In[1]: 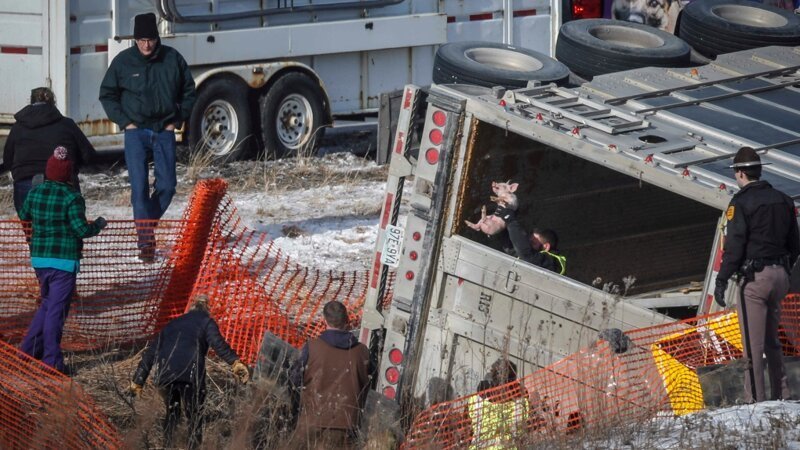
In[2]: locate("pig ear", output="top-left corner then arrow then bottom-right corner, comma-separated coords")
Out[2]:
509,183 -> 519,192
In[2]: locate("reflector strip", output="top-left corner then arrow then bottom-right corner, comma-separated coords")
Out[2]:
403,88 -> 413,109
469,12 -> 493,21
0,46 -> 40,55
381,193 -> 394,229
394,131 -> 405,155
371,254 -> 382,289
514,8 -> 537,17
70,44 -> 109,54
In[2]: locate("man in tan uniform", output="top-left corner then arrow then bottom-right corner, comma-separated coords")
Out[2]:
289,301 -> 371,449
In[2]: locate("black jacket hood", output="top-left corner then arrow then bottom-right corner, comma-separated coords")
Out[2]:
14,103 -> 63,129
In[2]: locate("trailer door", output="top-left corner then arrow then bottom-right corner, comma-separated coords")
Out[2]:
0,1 -> 67,125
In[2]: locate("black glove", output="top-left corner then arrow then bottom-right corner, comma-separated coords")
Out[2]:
714,279 -> 728,308
94,216 -> 107,230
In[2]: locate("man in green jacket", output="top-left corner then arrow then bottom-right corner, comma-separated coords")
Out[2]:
19,147 -> 107,374
99,12 -> 195,262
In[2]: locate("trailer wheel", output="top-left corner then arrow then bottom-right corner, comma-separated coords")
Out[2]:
188,78 -> 255,162
556,19 -> 691,78
260,72 -> 329,158
678,0 -> 800,58
433,41 -> 570,88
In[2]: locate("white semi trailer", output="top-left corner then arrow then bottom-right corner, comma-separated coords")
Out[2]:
0,0 -> 564,161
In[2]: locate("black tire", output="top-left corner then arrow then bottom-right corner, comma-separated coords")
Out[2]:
678,0 -> 800,58
556,19 -> 691,78
259,72 -> 329,159
433,41 -> 570,88
188,77 -> 256,162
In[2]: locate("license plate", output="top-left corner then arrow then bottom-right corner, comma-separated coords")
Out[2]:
381,225 -> 404,268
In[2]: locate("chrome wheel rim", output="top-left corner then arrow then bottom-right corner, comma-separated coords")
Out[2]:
201,99 -> 239,156
276,93 -> 313,150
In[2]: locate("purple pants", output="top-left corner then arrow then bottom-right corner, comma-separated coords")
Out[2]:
20,268 -> 76,373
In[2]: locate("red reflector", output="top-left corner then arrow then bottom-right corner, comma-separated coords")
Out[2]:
425,148 -> 439,165
385,367 -> 400,384
432,110 -> 447,127
383,386 -> 396,399
571,0 -> 603,19
405,271 -> 414,280
429,129 -> 443,145
389,348 -> 404,365
371,254 -> 382,289
447,16 -> 456,23
499,99 -> 506,107
409,250 -> 418,261
469,12 -> 493,21
70,47 -> 81,54
412,232 -> 421,241
1,46 -> 28,54
514,8 -> 537,17
95,44 -> 108,52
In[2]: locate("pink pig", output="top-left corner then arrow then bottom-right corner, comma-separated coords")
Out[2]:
465,182 -> 519,236
490,181 -> 518,209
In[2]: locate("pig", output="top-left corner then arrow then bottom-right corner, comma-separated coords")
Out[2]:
490,181 -> 518,210
465,182 -> 519,236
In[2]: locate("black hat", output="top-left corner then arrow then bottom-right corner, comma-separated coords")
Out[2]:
730,146 -> 770,169
133,13 -> 159,40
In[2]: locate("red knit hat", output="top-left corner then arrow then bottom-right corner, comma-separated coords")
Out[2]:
45,146 -> 72,183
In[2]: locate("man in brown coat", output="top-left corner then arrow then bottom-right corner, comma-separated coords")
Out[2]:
289,301 -> 371,449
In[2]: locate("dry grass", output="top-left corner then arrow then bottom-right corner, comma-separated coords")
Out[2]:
69,347 -> 400,449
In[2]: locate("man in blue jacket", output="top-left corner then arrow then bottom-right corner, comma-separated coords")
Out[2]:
99,12 -> 196,262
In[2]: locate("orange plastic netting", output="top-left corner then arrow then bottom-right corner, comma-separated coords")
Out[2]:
0,339 -> 121,449
403,295 -> 800,449
0,178 -> 372,448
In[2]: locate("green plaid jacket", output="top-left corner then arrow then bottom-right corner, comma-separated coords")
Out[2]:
18,181 -> 102,260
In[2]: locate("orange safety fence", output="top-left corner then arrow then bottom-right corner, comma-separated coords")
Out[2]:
186,183 -> 372,363
0,340 -> 122,449
0,178 -> 377,448
0,178 -> 373,357
403,294 -> 800,449
0,219 -> 181,349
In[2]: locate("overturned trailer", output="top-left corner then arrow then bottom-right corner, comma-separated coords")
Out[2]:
361,45 -> 800,408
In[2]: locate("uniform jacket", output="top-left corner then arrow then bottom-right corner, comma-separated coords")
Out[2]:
719,180 -> 800,282
2,103 -> 96,182
133,309 -> 239,387
99,43 -> 196,131
18,181 -> 102,261
506,220 -> 565,274
290,329 -> 371,431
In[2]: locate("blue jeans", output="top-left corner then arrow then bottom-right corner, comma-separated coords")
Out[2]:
124,128 -> 177,249
13,177 -> 33,215
21,268 -> 76,373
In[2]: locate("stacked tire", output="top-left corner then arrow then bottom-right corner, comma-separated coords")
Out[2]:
433,41 -> 570,88
678,0 -> 800,58
556,19 -> 692,78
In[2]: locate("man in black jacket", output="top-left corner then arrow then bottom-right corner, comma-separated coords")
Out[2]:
99,12 -> 196,261
506,218 -> 566,275
129,294 -> 249,449
714,146 -> 800,403
3,87 -> 96,214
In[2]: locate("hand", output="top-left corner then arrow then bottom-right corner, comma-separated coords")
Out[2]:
94,216 -> 107,230
125,124 -> 137,130
128,381 -> 143,397
714,279 -> 728,308
232,360 -> 249,384
165,124 -> 176,131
